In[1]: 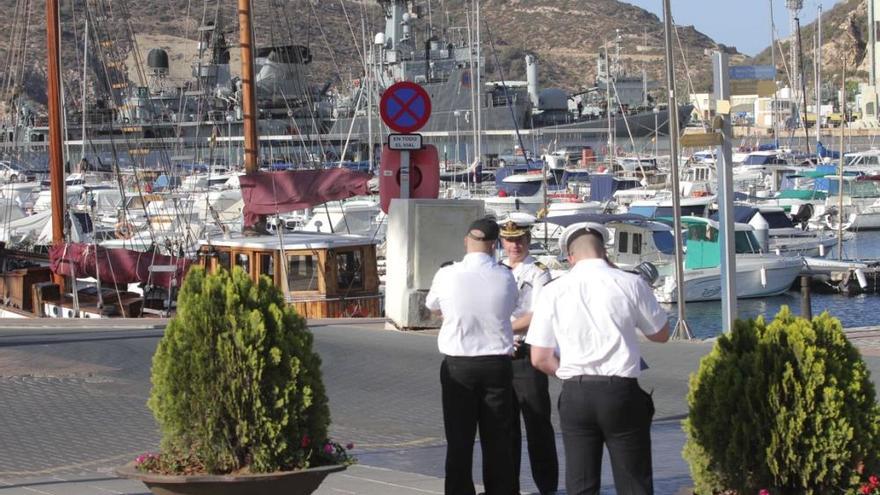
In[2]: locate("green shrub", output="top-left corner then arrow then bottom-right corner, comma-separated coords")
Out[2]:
684,307 -> 880,494
146,266 -> 332,474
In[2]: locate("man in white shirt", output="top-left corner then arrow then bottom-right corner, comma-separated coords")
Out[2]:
527,222 -> 670,495
499,215 -> 558,495
425,217 -> 519,495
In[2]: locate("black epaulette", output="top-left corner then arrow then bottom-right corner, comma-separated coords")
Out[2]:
542,277 -> 558,286
500,262 -> 512,269
440,261 -> 454,268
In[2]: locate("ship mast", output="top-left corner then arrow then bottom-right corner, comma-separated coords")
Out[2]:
46,0 -> 65,285
239,0 -> 259,175
238,0 -> 265,232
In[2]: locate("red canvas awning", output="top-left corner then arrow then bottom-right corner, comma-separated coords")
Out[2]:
49,243 -> 191,288
238,169 -> 372,227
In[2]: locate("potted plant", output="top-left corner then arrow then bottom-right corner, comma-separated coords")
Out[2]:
117,267 -> 352,495
683,307 -> 880,494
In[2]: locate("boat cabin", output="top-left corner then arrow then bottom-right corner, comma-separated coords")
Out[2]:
198,232 -> 381,318
606,220 -> 676,272
680,217 -> 762,270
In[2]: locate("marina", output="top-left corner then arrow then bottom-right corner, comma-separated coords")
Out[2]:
2,0 -> 880,494
1,0 -> 880,331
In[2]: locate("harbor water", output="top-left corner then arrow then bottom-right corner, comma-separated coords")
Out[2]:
670,230 -> 880,338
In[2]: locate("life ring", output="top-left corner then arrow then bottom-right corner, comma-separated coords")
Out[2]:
115,221 -> 135,239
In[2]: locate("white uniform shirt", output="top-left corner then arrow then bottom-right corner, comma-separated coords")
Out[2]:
507,255 -> 552,320
526,258 -> 668,379
426,252 -> 518,357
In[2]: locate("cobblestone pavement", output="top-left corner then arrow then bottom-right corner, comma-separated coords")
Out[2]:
0,320 -> 877,495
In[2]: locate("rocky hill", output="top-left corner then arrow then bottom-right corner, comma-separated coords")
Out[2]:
0,0 -> 740,114
752,0 -> 868,87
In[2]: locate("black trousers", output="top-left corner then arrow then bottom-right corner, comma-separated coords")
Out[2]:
512,346 -> 559,494
441,355 -> 516,495
558,376 -> 655,495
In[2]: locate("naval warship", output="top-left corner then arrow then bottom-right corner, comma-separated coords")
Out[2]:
330,0 -> 693,151
0,0 -> 690,165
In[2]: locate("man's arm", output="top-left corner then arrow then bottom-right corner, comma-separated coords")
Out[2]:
530,345 -> 559,376
645,322 -> 670,343
511,313 -> 531,334
633,278 -> 670,343
425,268 -> 447,319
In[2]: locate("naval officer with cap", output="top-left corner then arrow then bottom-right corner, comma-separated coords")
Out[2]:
426,217 -> 519,495
527,222 -> 670,495
498,213 -> 558,495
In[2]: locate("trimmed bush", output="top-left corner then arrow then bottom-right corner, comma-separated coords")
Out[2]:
147,266 -> 331,474
684,307 -> 880,494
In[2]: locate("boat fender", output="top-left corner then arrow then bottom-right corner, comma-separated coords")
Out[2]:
760,266 -> 767,288
819,243 -> 825,257
855,268 -> 868,290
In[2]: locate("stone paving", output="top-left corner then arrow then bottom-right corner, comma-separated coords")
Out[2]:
0,319 -> 877,495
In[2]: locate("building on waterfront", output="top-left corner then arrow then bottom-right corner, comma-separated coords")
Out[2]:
856,0 -> 880,127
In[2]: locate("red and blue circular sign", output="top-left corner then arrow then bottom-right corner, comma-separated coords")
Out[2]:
380,81 -> 432,134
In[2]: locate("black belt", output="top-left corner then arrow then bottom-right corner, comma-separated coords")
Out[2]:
444,354 -> 512,362
569,375 -> 637,384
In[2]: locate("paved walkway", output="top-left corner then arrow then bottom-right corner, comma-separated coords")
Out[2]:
0,319 -> 876,495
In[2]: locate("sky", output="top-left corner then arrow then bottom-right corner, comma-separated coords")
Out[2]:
624,0 -> 844,56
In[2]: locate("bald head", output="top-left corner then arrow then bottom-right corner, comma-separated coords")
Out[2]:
567,232 -> 606,263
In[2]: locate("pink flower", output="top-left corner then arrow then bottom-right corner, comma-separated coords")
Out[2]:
861,484 -> 872,495
759,490 -> 770,495
323,443 -> 334,454
346,442 -> 354,450
301,435 -> 310,448
135,454 -> 146,464
871,475 -> 880,488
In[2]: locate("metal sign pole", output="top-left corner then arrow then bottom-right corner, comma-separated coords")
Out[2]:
714,51 -> 738,332
401,150 -> 410,200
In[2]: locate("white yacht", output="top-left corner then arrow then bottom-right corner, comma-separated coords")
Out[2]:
654,217 -> 803,303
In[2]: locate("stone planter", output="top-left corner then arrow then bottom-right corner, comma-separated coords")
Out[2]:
116,463 -> 346,495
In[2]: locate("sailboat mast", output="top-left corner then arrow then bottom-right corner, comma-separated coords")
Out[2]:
81,20 -> 89,162
816,3 -> 822,152
770,0 -> 778,141
46,0 -> 66,284
661,0 -> 691,339
239,0 -> 259,174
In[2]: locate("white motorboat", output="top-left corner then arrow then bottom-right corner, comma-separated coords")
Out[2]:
654,217 -> 803,303
728,205 -> 842,257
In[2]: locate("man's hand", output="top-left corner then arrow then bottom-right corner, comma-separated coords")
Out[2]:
530,345 -> 559,376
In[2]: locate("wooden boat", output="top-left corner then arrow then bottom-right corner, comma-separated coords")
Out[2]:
198,232 -> 382,318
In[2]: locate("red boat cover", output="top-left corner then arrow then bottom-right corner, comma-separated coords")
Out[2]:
238,169 -> 372,227
49,243 -> 191,288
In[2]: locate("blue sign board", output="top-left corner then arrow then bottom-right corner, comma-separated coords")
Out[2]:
380,82 -> 432,134
729,65 -> 776,81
